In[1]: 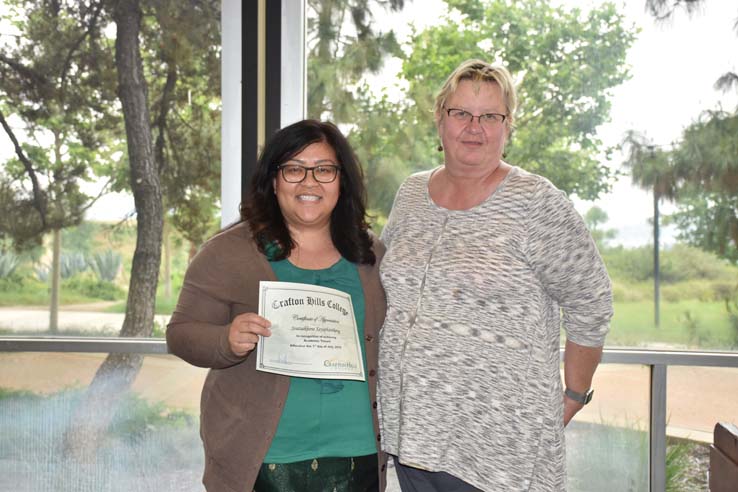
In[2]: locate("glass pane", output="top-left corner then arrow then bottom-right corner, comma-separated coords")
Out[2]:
0,352 -> 207,491
566,364 -> 650,491
664,366 -> 738,490
304,0 -> 738,354
0,1 -> 220,340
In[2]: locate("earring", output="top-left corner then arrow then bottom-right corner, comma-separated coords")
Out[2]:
437,144 -> 443,152
502,152 -> 507,158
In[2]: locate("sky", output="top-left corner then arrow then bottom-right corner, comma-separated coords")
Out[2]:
575,0 -> 738,247
2,1 -> 737,247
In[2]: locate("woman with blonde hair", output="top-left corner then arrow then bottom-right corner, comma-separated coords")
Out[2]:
378,59 -> 613,491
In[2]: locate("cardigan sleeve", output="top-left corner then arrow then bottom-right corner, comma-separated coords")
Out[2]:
523,178 -> 613,347
166,231 -> 267,369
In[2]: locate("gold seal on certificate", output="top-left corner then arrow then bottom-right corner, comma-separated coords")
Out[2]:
256,281 -> 365,381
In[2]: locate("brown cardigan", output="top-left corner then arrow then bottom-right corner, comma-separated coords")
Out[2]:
166,222 -> 388,492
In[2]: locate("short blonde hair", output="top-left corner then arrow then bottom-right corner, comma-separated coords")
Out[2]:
434,59 -> 517,130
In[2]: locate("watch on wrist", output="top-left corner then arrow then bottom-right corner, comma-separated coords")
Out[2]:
565,387 -> 594,405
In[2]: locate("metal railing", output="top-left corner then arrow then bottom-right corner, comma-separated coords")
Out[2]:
1,337 -> 737,492
600,349 -> 738,491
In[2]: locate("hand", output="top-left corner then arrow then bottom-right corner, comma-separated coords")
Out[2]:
563,393 -> 584,427
228,313 -> 271,356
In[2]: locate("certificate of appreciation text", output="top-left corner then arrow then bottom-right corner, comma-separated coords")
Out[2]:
256,281 -> 365,380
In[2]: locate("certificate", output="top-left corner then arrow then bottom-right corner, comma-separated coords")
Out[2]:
256,281 -> 365,380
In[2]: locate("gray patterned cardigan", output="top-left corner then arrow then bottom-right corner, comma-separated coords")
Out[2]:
377,166 -> 613,491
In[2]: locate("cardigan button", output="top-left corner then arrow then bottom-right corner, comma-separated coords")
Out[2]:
372,401 -> 377,409
376,433 -> 381,442
381,464 -> 386,472
365,334 -> 374,342
369,369 -> 376,377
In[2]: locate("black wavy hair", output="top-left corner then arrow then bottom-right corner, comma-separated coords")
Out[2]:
240,119 -> 375,265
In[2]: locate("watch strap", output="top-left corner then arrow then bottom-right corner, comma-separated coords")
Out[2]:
565,387 -> 594,405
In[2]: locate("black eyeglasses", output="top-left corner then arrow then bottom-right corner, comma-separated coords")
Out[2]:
445,107 -> 507,126
277,164 -> 341,183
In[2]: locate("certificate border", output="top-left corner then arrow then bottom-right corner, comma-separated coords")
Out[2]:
257,282 -> 365,380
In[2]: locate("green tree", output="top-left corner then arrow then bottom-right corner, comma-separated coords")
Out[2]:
354,0 -> 636,218
0,0 -> 120,331
669,111 -> 738,262
63,0 -> 164,460
2,0 -> 222,307
584,206 -> 617,250
307,0 -> 405,123
345,90 -> 418,217
636,1 -> 738,262
136,0 -> 221,295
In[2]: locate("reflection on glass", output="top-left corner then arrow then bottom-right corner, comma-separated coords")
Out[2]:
0,353 -> 207,491
565,364 -> 650,491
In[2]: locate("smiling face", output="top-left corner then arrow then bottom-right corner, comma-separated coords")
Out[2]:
273,140 -> 341,233
438,79 -> 508,174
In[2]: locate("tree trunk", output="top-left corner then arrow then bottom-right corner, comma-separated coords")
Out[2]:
49,130 -> 64,334
49,228 -> 61,333
64,0 -> 162,461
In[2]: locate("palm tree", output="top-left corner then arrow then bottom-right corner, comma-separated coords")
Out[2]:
644,0 -> 704,20
645,0 -> 738,95
622,130 -> 677,327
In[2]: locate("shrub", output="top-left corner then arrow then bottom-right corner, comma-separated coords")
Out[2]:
666,439 -> 694,492
611,280 -> 650,303
63,276 -> 124,301
0,275 -> 23,292
603,246 -> 654,283
659,280 -> 738,303
604,243 -> 738,285
665,244 -> 738,282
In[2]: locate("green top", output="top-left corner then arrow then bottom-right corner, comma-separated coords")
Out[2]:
263,256 -> 376,462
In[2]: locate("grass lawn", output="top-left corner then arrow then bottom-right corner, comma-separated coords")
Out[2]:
607,300 -> 737,349
0,282 -> 106,307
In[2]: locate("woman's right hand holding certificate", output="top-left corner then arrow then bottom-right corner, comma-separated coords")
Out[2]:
228,313 -> 272,356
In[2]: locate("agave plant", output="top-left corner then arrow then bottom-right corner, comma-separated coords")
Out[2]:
0,252 -> 20,279
88,250 -> 122,283
60,252 -> 88,279
35,264 -> 50,282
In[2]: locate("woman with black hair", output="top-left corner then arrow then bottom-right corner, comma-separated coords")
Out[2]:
167,119 -> 388,492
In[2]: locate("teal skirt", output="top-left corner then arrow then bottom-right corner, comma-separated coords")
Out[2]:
254,453 -> 378,492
